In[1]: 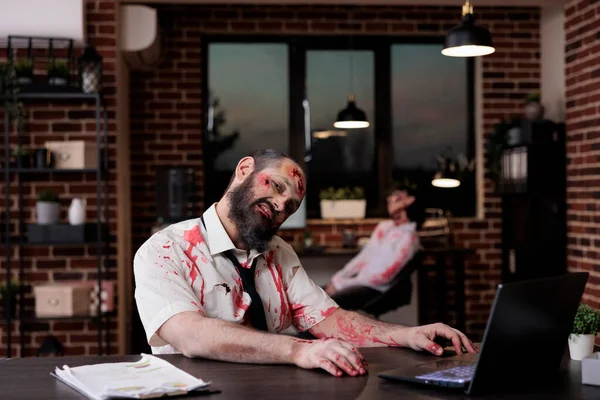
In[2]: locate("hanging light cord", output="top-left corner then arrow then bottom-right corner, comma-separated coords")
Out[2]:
462,1 -> 473,16
349,34 -> 354,99
347,12 -> 355,100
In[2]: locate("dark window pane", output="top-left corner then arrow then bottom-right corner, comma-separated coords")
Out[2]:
208,43 -> 289,171
206,43 -> 289,204
305,50 -> 375,217
391,44 -> 475,217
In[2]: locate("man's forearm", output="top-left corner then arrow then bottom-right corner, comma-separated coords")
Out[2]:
178,315 -> 305,364
309,309 -> 408,347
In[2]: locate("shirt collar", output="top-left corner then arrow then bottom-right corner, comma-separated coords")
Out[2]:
202,203 -> 236,256
201,203 -> 264,261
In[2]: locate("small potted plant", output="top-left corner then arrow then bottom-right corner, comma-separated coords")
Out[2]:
36,190 -> 60,225
12,146 -> 30,169
13,58 -> 33,85
0,280 -> 22,319
568,303 -> 600,360
319,187 -> 366,220
48,59 -> 69,86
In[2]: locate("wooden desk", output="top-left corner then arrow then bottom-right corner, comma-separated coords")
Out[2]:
1,347 -> 599,399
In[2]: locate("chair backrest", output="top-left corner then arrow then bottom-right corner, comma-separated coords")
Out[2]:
360,251 -> 422,318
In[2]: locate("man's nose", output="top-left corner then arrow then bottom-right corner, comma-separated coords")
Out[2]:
271,197 -> 284,213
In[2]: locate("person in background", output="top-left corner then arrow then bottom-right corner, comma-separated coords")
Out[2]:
324,183 -> 421,310
134,151 -> 475,379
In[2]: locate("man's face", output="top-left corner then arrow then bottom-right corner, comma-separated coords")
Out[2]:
228,159 -> 306,251
386,190 -> 415,225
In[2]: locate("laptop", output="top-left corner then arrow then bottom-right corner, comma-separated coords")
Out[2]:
377,272 -> 589,396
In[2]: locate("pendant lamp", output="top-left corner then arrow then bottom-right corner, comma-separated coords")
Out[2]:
334,33 -> 370,129
432,169 -> 461,188
334,94 -> 370,129
432,155 -> 461,188
442,1 -> 495,58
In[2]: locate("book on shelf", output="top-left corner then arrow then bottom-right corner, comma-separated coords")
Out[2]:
51,353 -> 212,399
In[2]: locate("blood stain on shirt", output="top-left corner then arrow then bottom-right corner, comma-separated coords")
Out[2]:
267,257 -> 289,329
291,302 -> 316,328
320,306 -> 337,318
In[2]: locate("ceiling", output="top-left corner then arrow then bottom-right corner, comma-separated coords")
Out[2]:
120,0 -> 567,7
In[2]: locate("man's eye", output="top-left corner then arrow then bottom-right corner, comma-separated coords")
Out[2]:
274,182 -> 281,191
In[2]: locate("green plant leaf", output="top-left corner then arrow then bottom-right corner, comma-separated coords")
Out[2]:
319,186 -> 365,200
36,190 -> 59,203
572,303 -> 600,335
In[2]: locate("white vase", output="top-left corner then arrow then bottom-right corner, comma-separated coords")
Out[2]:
36,201 -> 60,225
68,198 -> 86,225
320,200 -> 366,220
568,333 -> 595,360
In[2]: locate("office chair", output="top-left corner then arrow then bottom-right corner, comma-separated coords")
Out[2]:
359,251 -> 422,319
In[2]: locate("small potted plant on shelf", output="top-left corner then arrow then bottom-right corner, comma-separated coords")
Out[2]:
319,186 -> 366,220
12,146 -> 30,169
0,280 -> 22,319
48,59 -> 69,86
13,58 -> 34,85
36,190 -> 60,225
568,303 -> 600,360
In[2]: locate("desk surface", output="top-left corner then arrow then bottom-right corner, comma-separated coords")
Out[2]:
2,347 -> 599,399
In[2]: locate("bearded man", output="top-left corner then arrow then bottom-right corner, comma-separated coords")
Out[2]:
133,149 -> 476,378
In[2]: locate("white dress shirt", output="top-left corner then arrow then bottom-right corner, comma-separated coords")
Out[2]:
134,203 -> 338,354
331,220 -> 420,293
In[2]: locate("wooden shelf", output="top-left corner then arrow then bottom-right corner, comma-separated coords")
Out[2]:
2,311 -> 116,323
3,168 -> 99,174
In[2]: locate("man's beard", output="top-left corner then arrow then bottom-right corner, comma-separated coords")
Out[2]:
228,173 -> 280,252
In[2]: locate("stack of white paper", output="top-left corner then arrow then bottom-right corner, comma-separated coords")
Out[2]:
52,354 -> 210,400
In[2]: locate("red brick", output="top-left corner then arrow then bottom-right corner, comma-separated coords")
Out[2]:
36,260 -> 66,269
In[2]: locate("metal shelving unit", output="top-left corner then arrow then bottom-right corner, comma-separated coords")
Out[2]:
2,90 -> 111,358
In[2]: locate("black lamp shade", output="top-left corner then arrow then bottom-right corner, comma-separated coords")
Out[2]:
78,45 -> 102,93
442,14 -> 494,57
333,98 -> 370,129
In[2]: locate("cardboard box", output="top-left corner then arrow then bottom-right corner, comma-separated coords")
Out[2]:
582,352 -> 600,386
45,140 -> 97,169
60,280 -> 115,314
33,284 -> 91,317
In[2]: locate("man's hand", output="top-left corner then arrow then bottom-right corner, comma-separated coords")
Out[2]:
402,323 -> 478,356
292,338 -> 368,377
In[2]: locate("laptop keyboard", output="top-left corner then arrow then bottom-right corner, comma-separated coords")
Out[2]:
415,363 -> 476,383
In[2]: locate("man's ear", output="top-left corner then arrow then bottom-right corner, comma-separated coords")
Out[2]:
235,157 -> 255,182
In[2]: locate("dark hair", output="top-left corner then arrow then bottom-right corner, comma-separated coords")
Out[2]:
389,181 -> 416,198
251,149 -> 296,172
225,149 -> 303,191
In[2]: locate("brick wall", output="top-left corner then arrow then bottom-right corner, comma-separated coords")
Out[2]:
130,4 -> 541,340
565,1 -> 600,309
0,0 -> 118,357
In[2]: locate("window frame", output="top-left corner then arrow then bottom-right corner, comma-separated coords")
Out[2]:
201,35 -> 476,217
